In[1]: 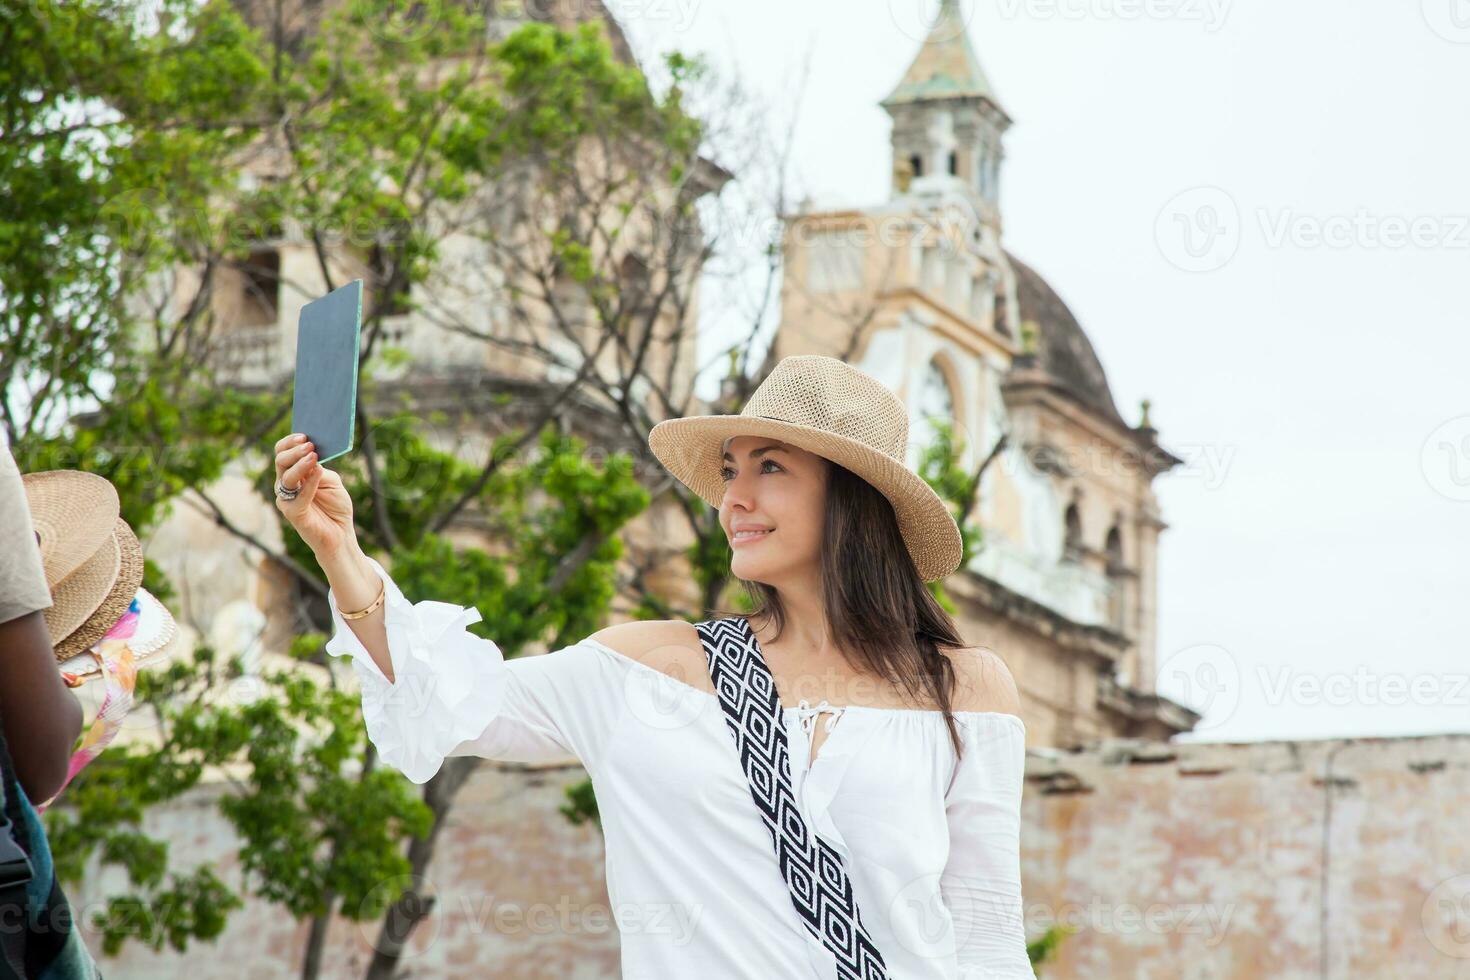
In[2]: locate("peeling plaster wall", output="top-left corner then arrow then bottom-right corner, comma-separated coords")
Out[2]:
63,733 -> 1470,977
1022,733 -> 1470,979
67,761 -> 619,979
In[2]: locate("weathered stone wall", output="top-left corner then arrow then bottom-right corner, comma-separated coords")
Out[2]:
65,732 -> 1470,977
66,760 -> 618,979
1023,733 -> 1470,979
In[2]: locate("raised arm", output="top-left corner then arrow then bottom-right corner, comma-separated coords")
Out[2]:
273,434 -> 623,784
272,432 -> 391,676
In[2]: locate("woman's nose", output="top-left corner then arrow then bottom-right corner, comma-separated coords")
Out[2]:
722,469 -> 757,510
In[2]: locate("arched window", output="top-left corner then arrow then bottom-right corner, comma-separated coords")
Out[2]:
1063,503 -> 1083,562
1105,524 -> 1123,575
369,242 -> 411,317
910,153 -> 924,179
618,251 -> 653,347
948,151 -> 958,176
922,244 -> 946,294
239,248 -> 280,328
917,358 -> 956,427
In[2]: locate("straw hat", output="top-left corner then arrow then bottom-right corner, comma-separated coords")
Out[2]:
21,470 -> 155,662
56,586 -> 177,681
648,355 -> 964,582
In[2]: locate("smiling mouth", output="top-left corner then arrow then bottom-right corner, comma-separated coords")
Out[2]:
732,529 -> 773,542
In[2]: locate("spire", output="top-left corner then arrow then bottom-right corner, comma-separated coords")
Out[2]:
882,0 -> 1003,112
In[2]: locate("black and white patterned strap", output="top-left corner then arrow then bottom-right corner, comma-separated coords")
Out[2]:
695,616 -> 890,980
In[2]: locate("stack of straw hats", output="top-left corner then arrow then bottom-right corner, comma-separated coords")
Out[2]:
21,471 -> 175,677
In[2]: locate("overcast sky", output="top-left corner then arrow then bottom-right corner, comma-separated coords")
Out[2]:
615,0 -> 1470,744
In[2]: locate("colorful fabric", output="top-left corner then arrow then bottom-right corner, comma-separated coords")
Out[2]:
37,636 -> 138,816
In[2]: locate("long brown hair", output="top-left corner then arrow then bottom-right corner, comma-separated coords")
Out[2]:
723,459 -> 971,761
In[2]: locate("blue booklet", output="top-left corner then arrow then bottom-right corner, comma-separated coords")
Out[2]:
290,280 -> 362,463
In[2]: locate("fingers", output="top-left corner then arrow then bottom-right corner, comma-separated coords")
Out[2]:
282,449 -> 317,490
300,456 -> 324,495
274,432 -> 307,454
275,439 -> 314,480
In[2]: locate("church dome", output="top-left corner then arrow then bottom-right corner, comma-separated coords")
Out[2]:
1005,250 -> 1127,428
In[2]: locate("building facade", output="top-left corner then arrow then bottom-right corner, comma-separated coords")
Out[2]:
770,0 -> 1195,746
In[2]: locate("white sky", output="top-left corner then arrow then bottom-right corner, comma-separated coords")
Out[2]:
617,0 -> 1470,743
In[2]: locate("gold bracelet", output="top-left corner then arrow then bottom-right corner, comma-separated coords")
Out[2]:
338,578 -> 387,621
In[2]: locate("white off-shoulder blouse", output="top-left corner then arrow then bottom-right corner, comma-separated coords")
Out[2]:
325,555 -> 1036,980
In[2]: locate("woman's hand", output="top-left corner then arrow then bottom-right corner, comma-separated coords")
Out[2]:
273,433 -> 357,561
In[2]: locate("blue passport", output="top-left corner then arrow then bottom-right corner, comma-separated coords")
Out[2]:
290,280 -> 362,464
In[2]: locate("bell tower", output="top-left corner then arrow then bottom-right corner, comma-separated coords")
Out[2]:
881,0 -> 1012,229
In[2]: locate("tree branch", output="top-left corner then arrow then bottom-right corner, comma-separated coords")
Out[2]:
182,489 -> 329,601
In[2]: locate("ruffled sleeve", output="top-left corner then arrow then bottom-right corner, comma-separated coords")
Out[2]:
942,713 -> 1036,979
325,554 -> 625,784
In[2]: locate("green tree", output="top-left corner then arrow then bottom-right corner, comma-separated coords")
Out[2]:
1,0 -> 267,447
1028,923 -> 1075,972
7,1 -> 707,976
918,415 -> 1007,611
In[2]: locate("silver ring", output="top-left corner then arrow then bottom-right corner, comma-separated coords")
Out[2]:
275,479 -> 302,501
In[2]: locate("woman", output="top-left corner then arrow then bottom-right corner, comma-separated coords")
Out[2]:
273,355 -> 1035,979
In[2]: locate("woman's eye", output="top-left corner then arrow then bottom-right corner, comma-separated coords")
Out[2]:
719,460 -> 780,481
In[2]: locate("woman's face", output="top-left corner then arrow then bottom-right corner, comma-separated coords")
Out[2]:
718,435 -> 829,586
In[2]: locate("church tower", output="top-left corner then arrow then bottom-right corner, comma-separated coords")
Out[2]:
881,0 -> 1012,232
772,0 -> 1193,748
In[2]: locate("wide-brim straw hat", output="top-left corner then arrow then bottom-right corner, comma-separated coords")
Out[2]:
648,354 -> 964,582
22,470 -> 154,661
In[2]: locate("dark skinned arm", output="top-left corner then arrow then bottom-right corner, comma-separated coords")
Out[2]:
0,610 -> 84,803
